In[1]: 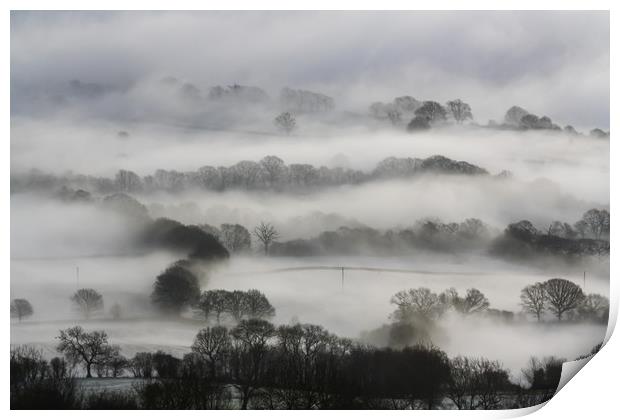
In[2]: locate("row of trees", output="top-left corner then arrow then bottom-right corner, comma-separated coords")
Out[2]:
12,321 -> 572,409
390,279 -> 609,327
370,97 -> 473,127
494,211 -> 610,261
520,279 -> 609,322
502,105 -> 610,137
12,153 -> 490,195
269,210 -> 608,259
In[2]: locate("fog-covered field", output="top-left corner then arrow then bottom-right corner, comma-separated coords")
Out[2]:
11,253 -> 608,379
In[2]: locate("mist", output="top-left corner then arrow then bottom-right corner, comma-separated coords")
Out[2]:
10,10 -> 609,409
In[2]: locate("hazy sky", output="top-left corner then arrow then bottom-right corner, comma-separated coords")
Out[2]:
11,10 -> 609,129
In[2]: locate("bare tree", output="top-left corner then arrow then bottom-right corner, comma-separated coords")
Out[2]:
446,99 -> 473,124
70,288 -> 104,319
543,278 -> 584,320
274,112 -> 297,135
520,283 -> 547,321
447,356 -> 511,409
230,319 -> 276,409
390,288 -> 444,321
578,294 -> 609,322
192,326 -> 232,378
580,209 -> 610,239
10,298 -> 33,322
56,326 -> 111,378
452,289 -> 490,315
196,289 -> 231,324
253,222 -> 279,255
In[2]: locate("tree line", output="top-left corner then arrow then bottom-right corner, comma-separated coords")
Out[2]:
268,210 -> 609,260
11,153 -> 490,195
12,319 -> 589,409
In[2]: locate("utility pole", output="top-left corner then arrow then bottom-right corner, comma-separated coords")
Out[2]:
341,267 -> 344,290
583,271 -> 586,292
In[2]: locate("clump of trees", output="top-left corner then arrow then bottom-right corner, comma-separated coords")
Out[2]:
274,112 -> 297,135
492,209 -> 610,261
11,298 -> 33,322
195,289 -> 275,324
520,278 -> 607,322
140,218 -> 230,261
11,345 -> 79,409
390,287 -> 491,322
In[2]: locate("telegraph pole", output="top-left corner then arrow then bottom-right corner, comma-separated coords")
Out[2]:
341,267 -> 345,290
583,271 -> 586,292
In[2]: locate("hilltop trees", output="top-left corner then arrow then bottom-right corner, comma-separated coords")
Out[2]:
504,106 -> 529,126
10,299 -> 33,322
446,99 -> 473,124
414,101 -> 447,124
151,261 -> 200,316
71,288 -> 104,319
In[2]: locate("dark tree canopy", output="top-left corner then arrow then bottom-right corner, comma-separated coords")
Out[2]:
407,116 -> 431,131
140,218 -> 229,261
151,261 -> 201,315
414,101 -> 447,123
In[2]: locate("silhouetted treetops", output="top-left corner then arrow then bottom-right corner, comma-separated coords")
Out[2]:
12,317 -> 590,409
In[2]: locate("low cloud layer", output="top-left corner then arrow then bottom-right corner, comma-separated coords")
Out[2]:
11,11 -> 609,129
